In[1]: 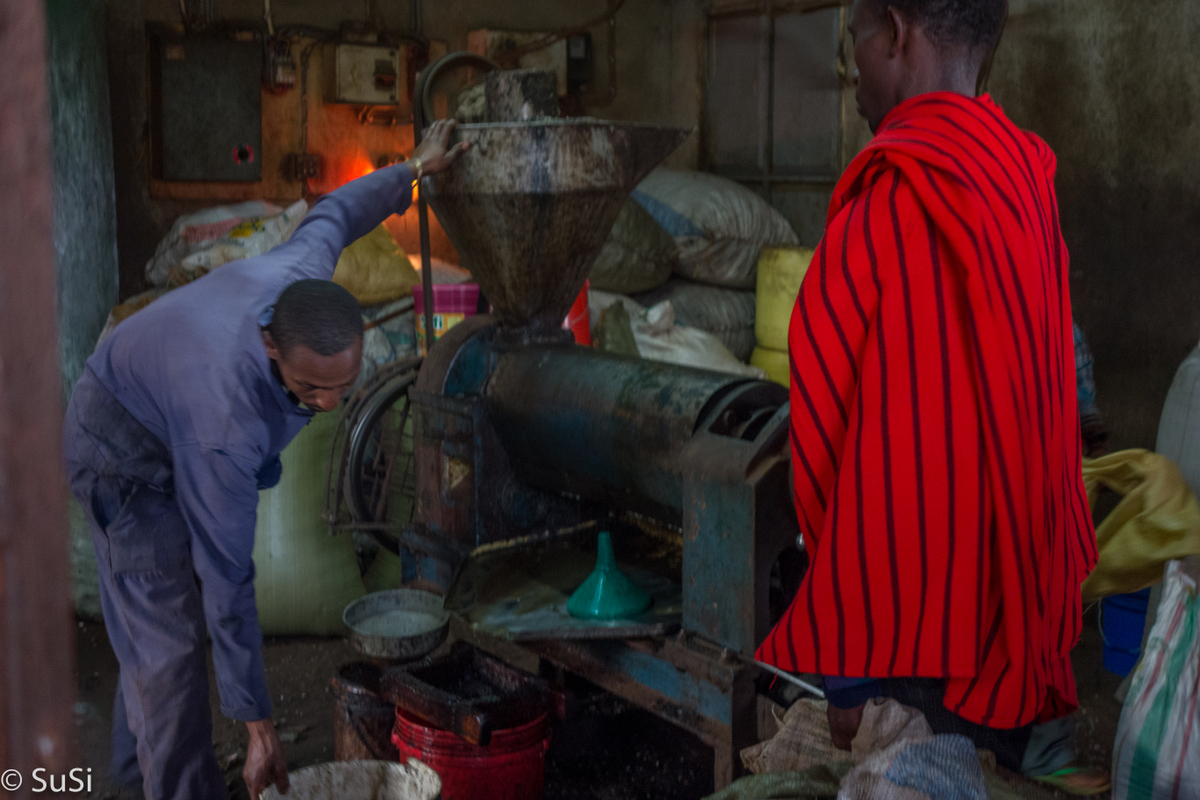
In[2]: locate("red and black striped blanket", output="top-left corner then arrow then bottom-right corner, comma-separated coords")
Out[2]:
758,92 -> 1097,729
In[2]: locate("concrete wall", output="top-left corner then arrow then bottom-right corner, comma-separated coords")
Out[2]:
106,0 -> 705,297
988,0 -> 1200,450
46,0 -> 119,396
45,0 -> 121,620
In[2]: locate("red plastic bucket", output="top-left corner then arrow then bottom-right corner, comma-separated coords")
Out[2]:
562,280 -> 591,345
392,708 -> 549,800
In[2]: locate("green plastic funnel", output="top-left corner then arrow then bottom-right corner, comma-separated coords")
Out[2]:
567,532 -> 653,620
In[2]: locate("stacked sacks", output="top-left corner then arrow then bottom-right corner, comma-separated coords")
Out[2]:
632,168 -> 800,364
752,246 -> 815,387
632,279 -> 756,361
589,290 -> 765,379
587,168 -> 802,372
589,198 -> 678,295
633,168 -> 799,289
144,199 -> 309,287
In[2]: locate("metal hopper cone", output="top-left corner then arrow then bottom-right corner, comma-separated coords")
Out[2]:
422,119 -> 692,335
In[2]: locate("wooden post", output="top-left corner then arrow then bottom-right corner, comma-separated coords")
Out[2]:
0,0 -> 79,793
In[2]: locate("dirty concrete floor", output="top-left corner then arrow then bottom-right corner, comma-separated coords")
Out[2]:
75,623 -> 713,800
76,611 -> 1122,800
76,622 -> 358,799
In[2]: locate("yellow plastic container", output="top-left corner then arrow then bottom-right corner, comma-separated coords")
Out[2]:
751,346 -> 790,388
756,246 -> 814,351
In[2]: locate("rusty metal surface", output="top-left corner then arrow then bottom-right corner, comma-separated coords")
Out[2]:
423,119 -> 691,332
380,641 -> 551,745
410,316 -> 495,559
331,662 -> 400,762
0,0 -> 79,786
401,104 -> 795,794
492,631 -> 758,788
411,318 -> 598,563
487,343 -> 753,523
682,386 -> 799,655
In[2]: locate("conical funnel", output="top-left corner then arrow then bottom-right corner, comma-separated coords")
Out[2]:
567,532 -> 653,621
423,120 -> 691,333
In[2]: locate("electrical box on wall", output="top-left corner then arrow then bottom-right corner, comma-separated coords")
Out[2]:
328,44 -> 403,105
567,33 -> 594,92
148,31 -> 262,182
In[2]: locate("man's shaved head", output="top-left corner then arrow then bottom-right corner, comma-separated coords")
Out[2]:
849,0 -> 1007,132
866,0 -> 1008,53
261,279 -> 363,412
267,279 -> 362,356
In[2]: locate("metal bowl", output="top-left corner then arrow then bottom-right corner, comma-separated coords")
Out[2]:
343,589 -> 450,662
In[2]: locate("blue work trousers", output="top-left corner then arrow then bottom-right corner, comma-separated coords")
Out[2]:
64,369 -> 229,800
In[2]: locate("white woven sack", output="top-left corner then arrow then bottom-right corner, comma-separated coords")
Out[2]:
1112,559 -> 1200,800
634,168 -> 799,289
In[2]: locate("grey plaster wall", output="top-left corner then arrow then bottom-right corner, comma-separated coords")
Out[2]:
988,0 -> 1200,450
47,0 -> 119,395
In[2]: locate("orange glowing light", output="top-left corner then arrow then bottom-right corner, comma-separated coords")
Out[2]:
348,154 -> 376,181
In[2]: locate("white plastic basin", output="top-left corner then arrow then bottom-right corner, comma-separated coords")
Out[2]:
261,759 -> 440,800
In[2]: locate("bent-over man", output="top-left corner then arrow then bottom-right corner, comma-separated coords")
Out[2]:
64,120 -> 466,799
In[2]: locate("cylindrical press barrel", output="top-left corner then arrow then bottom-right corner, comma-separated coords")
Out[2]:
486,345 -> 752,523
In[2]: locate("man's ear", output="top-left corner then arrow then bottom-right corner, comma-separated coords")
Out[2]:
887,5 -> 909,57
261,329 -> 282,361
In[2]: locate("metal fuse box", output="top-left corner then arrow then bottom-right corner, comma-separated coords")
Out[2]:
149,34 -> 262,182
329,44 -> 401,105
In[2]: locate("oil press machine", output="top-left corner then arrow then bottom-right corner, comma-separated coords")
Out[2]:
389,114 -> 805,786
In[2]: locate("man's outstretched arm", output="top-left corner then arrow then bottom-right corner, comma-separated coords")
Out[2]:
285,118 -> 469,281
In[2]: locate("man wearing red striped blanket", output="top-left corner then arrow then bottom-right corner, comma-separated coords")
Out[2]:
757,0 -> 1103,789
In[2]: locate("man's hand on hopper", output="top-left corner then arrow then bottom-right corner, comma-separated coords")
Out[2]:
244,718 -> 289,797
412,118 -> 470,176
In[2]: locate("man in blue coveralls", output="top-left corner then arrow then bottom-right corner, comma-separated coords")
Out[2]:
63,119 -> 468,799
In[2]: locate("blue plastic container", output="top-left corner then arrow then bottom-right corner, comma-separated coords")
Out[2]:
1100,588 -> 1151,676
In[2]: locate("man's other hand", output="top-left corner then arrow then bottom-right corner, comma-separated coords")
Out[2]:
827,702 -> 866,751
413,118 -> 470,176
244,718 -> 289,797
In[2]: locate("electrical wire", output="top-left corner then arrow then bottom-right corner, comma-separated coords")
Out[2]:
496,0 -> 628,66
754,660 -> 826,698
298,34 -> 337,195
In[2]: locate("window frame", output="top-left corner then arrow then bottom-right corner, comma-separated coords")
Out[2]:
701,0 -> 853,204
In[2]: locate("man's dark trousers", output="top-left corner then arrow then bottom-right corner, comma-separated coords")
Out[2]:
64,368 -> 229,800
